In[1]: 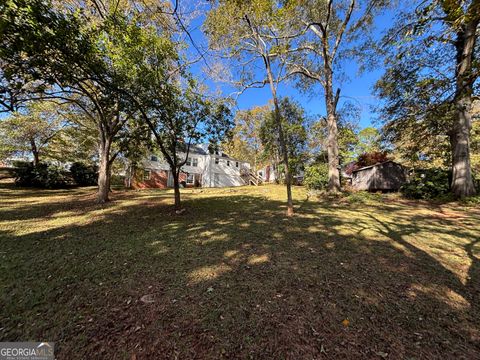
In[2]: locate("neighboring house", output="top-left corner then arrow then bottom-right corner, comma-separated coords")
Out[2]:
351,160 -> 406,191
128,144 -> 251,189
256,163 -> 304,185
257,164 -> 279,184
0,155 -> 31,168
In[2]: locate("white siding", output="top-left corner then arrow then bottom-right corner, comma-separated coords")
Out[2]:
203,155 -> 250,187
141,151 -> 250,188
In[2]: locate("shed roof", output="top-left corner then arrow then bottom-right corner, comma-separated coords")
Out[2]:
351,160 -> 402,173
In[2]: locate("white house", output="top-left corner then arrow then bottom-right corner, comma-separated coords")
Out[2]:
256,163 -> 304,185
129,144 -> 251,189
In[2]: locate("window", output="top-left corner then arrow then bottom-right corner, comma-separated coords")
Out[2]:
186,157 -> 191,166
192,158 -> 198,167
150,155 -> 158,162
186,173 -> 194,184
215,158 -> 219,164
236,161 -> 239,167
227,160 -> 230,166
144,170 -> 151,180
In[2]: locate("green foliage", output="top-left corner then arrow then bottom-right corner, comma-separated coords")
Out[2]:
460,195 -> 480,206
471,120 -> 480,174
260,97 -> 308,175
0,101 -> 63,163
400,168 -> 451,200
12,161 -> 69,188
304,163 -> 329,190
222,105 -> 268,170
356,127 -> 381,154
0,0 -> 99,111
70,162 -> 97,186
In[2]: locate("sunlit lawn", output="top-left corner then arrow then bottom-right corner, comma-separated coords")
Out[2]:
0,184 -> 479,359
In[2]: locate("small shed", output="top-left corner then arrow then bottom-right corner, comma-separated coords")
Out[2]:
351,161 -> 406,191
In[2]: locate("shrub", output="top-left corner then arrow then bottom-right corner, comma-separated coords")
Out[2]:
12,161 -> 69,188
12,162 -> 34,186
401,168 -> 451,199
110,174 -> 125,187
460,195 -> 480,207
304,163 -> 329,190
473,171 -> 480,192
70,162 -> 98,186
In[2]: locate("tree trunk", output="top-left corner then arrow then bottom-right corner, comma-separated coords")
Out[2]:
325,71 -> 341,193
272,98 -> 294,215
30,139 -> 39,166
451,104 -> 476,198
451,21 -> 477,198
173,169 -> 181,210
97,137 -> 112,203
264,58 -> 294,215
244,14 -> 293,215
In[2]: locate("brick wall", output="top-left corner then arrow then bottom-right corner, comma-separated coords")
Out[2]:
132,169 -> 168,189
130,170 -> 190,189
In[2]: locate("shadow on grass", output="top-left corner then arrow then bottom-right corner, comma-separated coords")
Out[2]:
0,187 -> 479,359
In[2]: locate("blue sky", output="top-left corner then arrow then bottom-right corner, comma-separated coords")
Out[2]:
0,3 -> 395,130
183,5 -> 397,130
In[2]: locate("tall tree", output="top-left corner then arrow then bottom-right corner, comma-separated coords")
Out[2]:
205,0 -> 297,215
222,105 -> 268,172
259,97 -> 309,179
0,101 -> 64,165
0,0 -> 110,201
308,102 -> 361,164
377,0 -> 479,198
443,0 -> 479,197
356,127 -> 381,155
283,0 -> 388,192
0,0 -> 177,202
109,15 -> 232,210
145,88 -> 232,210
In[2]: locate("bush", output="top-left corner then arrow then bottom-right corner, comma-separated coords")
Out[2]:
304,163 -> 329,190
473,171 -> 480,192
70,162 -> 98,186
460,195 -> 480,207
12,161 -> 69,188
401,168 -> 451,200
110,174 -> 125,187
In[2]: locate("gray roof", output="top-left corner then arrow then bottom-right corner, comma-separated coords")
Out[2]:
188,144 -> 209,155
189,144 -> 247,163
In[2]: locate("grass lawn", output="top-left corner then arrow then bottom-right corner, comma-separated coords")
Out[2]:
0,184 -> 479,359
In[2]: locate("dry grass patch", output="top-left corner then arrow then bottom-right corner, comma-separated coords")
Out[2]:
0,184 -> 479,359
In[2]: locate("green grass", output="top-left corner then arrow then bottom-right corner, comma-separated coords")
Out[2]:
0,184 -> 479,359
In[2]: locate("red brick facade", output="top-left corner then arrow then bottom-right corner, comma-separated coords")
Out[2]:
130,169 -> 189,189
131,169 -> 168,189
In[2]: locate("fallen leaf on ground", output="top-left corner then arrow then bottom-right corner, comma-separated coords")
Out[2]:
140,294 -> 154,303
